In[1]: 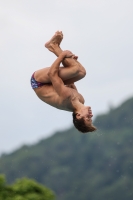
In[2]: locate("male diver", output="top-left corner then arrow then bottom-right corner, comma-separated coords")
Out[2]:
31,31 -> 96,133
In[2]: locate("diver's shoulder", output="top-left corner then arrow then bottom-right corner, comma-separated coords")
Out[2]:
70,91 -> 85,104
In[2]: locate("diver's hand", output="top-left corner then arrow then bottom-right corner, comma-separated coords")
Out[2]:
61,50 -> 78,59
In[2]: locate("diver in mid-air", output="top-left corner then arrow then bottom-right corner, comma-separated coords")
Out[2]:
30,31 -> 96,133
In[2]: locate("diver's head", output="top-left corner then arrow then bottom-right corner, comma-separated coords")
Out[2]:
72,106 -> 97,133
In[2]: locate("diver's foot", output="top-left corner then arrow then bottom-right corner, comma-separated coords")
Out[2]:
45,31 -> 63,52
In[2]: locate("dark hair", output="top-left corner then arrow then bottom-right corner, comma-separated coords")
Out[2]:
72,112 -> 97,133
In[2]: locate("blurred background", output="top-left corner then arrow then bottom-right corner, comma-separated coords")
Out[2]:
0,0 -> 133,154
0,1 -> 133,200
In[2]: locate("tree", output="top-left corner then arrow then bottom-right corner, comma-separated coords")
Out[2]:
0,174 -> 55,200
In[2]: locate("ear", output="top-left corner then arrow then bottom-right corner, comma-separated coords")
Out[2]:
76,113 -> 82,119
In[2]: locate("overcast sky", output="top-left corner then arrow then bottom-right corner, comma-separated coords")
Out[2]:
0,0 -> 133,154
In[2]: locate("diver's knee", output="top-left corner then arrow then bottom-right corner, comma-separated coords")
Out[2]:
72,64 -> 86,78
79,67 -> 86,78
71,65 -> 80,76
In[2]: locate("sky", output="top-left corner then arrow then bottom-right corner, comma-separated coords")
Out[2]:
0,0 -> 133,154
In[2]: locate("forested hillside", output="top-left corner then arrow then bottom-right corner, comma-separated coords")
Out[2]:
0,97 -> 133,200
95,97 -> 133,130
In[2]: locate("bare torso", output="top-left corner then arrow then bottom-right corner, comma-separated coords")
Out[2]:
33,33 -> 85,113
31,32 -> 96,132
34,84 -> 85,112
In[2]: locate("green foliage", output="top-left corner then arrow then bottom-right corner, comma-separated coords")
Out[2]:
0,175 -> 55,200
94,97 -> 133,130
0,96 -> 133,200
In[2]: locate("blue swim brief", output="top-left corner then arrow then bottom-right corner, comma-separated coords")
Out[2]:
30,73 -> 45,89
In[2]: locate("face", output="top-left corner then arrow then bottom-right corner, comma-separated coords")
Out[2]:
76,106 -> 93,125
83,106 -> 93,125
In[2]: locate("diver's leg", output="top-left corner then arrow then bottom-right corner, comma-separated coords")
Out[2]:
34,31 -> 86,84
45,42 -> 86,84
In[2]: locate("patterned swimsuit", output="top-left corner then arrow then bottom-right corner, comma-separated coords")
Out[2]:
30,73 -> 45,89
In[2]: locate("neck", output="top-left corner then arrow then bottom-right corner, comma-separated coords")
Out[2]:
72,98 -> 85,113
